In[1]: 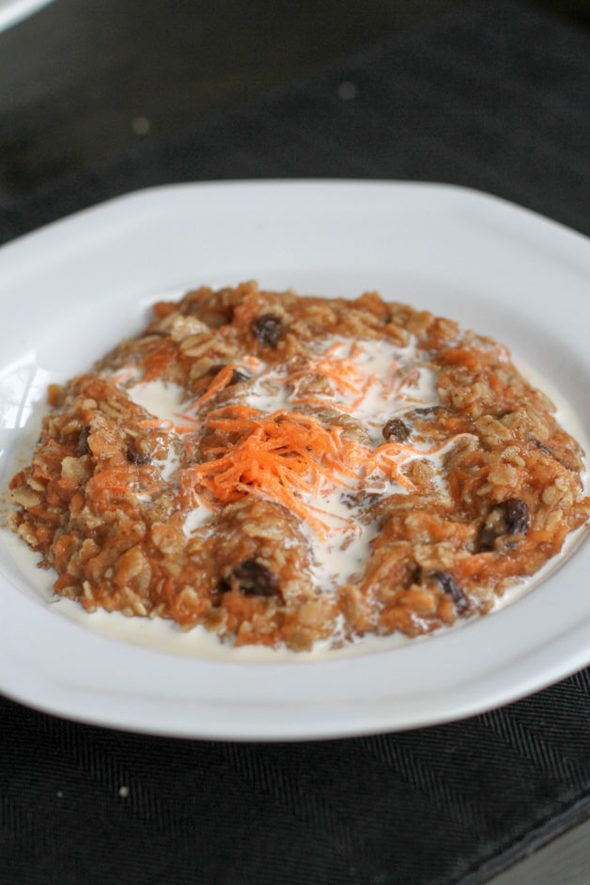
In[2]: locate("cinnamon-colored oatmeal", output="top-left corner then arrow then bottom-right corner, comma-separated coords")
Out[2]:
9,282 -> 590,650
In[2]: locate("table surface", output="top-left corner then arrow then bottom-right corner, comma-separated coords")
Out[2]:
0,0 -> 588,201
1,2 -> 590,883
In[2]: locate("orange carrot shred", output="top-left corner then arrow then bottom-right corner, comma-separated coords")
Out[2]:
141,342 -> 178,381
192,364 -> 237,407
187,409 -> 368,538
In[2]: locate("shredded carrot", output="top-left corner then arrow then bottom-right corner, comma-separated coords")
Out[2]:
111,368 -> 137,386
141,342 -> 178,381
88,468 -> 136,495
138,417 -> 174,431
182,393 -> 465,534
173,423 -> 201,435
172,411 -> 200,431
364,442 -> 415,490
287,395 -> 356,414
287,355 -> 363,396
351,374 -> 377,410
204,404 -> 265,433
165,341 -> 486,536
231,292 -> 265,332
439,347 -> 481,372
188,409 -> 368,538
242,354 -> 263,372
192,364 -> 237,407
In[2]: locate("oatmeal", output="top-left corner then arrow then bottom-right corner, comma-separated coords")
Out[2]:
9,282 -> 590,650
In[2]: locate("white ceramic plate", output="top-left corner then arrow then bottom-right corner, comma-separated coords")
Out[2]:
0,0 -> 53,31
0,181 -> 588,740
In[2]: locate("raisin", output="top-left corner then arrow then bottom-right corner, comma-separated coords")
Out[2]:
126,446 -> 152,465
428,569 -> 469,613
502,499 -> 529,534
219,560 -> 281,598
76,426 -> 91,455
409,562 -> 422,584
382,418 -> 410,442
251,313 -> 283,347
477,498 -> 529,551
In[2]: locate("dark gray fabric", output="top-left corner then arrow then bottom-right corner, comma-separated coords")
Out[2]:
1,2 -> 589,883
1,1 -> 590,242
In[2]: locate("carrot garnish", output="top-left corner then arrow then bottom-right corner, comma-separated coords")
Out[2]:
351,374 -> 378,410
111,367 -> 138,387
87,467 -> 137,496
141,341 -> 178,381
287,395 -> 356,414
286,355 -> 364,396
188,409 -> 368,538
173,343 -> 470,535
205,404 -> 262,433
138,417 -> 174,431
192,364 -> 237,408
364,442 -> 415,490
173,423 -> 201,435
242,354 -> 264,373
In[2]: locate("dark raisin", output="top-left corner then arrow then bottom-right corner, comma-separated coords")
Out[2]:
409,562 -> 422,584
251,313 -> 283,347
502,499 -> 529,534
126,446 -> 152,465
477,498 -> 529,551
382,418 -> 410,442
76,426 -> 91,455
428,569 -> 469,613
219,560 -> 281,598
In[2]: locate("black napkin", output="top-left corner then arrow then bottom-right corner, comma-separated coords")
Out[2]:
1,2 -> 589,883
2,0 -> 590,242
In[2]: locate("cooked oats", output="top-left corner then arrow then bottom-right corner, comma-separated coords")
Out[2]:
9,282 -> 590,650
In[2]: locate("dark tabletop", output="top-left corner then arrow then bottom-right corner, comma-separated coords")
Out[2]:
1,2 -> 590,883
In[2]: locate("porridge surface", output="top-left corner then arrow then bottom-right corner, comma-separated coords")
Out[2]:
9,282 -> 590,650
